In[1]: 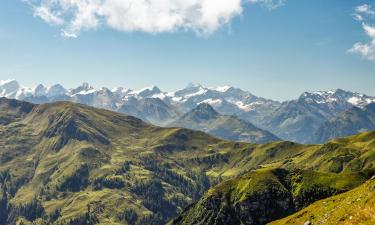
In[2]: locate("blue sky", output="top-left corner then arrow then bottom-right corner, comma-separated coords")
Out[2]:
0,0 -> 374,100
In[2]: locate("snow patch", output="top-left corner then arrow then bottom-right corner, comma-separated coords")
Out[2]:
185,87 -> 207,98
199,98 -> 222,106
213,86 -> 231,92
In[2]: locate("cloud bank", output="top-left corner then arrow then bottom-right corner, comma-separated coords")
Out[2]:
27,0 -> 286,38
349,4 -> 375,61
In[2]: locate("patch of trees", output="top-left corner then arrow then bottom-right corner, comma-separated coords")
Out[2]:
154,144 -> 186,152
0,170 -> 29,197
292,185 -> 340,209
142,158 -> 194,196
132,179 -> 176,225
7,198 -> 45,224
186,153 -> 229,167
57,164 -> 90,192
191,172 -> 211,201
122,209 -> 138,225
92,176 -> 125,190
115,161 -> 131,175
141,156 -> 213,201
0,187 -> 8,225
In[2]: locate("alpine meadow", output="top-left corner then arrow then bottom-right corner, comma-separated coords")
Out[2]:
1,0 -> 375,225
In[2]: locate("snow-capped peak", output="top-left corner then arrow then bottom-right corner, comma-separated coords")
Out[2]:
0,79 -> 20,90
0,79 -> 17,85
0,79 -> 20,97
136,85 -> 160,92
70,82 -> 95,95
112,87 -> 129,93
212,85 -> 231,92
129,85 -> 161,97
300,89 -> 375,107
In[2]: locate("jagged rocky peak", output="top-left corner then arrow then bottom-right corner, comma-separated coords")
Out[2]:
34,84 -> 47,96
174,83 -> 205,97
130,85 -> 162,98
46,84 -> 68,97
70,82 -> 95,95
190,103 -> 219,119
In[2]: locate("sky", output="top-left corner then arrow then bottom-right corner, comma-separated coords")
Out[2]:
0,0 -> 374,101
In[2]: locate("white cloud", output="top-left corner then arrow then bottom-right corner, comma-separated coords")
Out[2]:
349,4 -> 375,61
356,4 -> 375,16
33,6 -> 64,25
27,0 -> 286,38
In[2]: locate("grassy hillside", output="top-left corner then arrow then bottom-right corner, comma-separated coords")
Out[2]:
169,129 -> 375,225
269,178 -> 375,225
168,168 -> 367,225
0,98 -> 374,225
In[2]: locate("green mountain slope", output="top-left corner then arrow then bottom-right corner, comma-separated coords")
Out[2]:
0,99 -> 234,225
0,98 -> 374,225
269,178 -> 375,225
168,131 -> 375,225
169,103 -> 280,144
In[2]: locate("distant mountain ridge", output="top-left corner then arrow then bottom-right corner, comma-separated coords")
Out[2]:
311,103 -> 375,143
169,103 -> 280,144
1,79 -> 375,143
256,89 -> 375,143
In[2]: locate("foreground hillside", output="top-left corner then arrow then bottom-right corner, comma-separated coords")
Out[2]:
168,168 -> 367,225
0,98 -> 374,225
269,178 -> 375,225
169,131 -> 375,225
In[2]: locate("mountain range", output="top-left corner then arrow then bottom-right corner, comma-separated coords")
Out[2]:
0,98 -> 374,225
1,79 -> 375,143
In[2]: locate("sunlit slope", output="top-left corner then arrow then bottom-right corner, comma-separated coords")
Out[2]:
268,178 -> 375,225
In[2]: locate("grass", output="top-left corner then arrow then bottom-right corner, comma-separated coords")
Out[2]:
268,179 -> 375,225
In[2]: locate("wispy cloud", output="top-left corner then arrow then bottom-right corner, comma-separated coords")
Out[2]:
248,0 -> 286,10
26,0 -> 286,38
349,4 -> 375,61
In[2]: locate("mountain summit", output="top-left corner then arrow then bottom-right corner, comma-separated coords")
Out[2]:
183,103 -> 220,121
